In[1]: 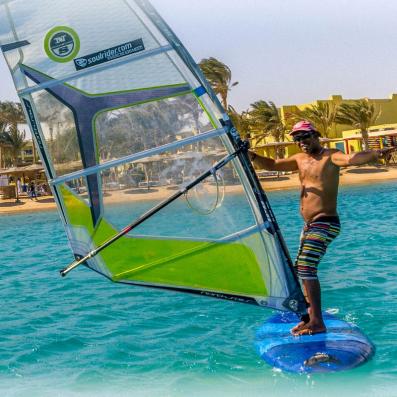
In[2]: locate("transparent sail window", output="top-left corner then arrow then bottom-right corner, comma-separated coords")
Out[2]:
31,90 -> 83,176
65,177 -> 90,202
99,137 -> 256,240
95,94 -> 213,164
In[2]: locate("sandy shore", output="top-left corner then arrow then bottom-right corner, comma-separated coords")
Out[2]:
1,165 -> 397,215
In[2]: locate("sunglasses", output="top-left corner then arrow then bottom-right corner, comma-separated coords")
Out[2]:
292,132 -> 313,142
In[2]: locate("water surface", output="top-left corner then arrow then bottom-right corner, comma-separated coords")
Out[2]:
1,182 -> 396,396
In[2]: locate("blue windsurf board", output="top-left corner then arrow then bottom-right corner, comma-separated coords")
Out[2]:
255,311 -> 375,373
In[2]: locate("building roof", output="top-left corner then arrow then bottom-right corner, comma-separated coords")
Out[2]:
344,129 -> 397,140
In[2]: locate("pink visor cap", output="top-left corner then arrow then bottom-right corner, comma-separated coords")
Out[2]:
289,120 -> 318,136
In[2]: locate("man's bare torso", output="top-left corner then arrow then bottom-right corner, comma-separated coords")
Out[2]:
295,148 -> 340,222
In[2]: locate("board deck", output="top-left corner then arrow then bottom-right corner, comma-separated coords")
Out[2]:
255,311 -> 375,373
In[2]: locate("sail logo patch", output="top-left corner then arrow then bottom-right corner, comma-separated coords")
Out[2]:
73,38 -> 145,70
44,26 -> 80,63
74,58 -> 88,68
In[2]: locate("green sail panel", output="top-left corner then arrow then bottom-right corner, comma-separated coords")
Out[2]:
0,0 -> 305,313
61,186 -> 268,297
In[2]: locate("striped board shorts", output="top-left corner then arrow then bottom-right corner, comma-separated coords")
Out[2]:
294,216 -> 341,280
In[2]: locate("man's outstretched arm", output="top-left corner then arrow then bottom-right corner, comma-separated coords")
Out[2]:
331,147 -> 396,167
249,151 -> 299,172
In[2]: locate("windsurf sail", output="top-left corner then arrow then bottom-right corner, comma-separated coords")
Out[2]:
0,0 -> 306,313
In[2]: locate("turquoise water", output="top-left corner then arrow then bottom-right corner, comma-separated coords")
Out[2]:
1,182 -> 397,397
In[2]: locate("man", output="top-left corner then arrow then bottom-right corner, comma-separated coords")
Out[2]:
29,180 -> 37,200
249,120 -> 395,336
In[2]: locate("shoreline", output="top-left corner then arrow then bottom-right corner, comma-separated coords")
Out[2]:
1,165 -> 397,215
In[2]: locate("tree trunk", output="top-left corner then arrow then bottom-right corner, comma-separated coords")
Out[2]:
32,142 -> 37,163
276,145 -> 285,159
361,129 -> 369,151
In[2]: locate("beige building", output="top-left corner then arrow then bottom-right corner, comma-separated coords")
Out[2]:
251,94 -> 397,160
281,94 -> 397,139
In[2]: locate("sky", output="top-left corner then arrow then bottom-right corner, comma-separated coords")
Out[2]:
1,0 -> 397,111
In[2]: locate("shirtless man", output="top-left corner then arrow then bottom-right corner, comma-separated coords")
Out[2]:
249,120 -> 395,336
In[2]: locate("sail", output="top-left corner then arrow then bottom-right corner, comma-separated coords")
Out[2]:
0,0 -> 305,313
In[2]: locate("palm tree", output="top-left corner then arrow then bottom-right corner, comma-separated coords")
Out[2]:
0,130 -> 6,168
228,106 -> 251,140
335,99 -> 381,150
249,100 -> 287,159
289,102 -> 338,139
0,101 -> 26,168
199,57 -> 238,110
0,128 -> 26,167
0,102 -> 6,168
0,102 -> 8,134
0,101 -> 25,131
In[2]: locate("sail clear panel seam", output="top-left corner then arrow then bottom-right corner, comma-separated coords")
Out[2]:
17,45 -> 174,96
99,224 -> 269,244
50,127 -> 226,185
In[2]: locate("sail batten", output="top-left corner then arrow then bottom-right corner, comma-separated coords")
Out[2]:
1,0 -> 306,313
50,127 -> 227,185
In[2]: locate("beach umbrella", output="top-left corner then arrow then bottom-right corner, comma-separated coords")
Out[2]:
0,166 -> 23,175
21,163 -> 44,173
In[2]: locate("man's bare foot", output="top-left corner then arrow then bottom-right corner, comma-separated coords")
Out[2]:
290,313 -> 310,334
290,320 -> 307,334
291,321 -> 326,336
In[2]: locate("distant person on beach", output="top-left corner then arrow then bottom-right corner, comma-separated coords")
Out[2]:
249,120 -> 396,336
28,181 -> 37,200
17,178 -> 22,194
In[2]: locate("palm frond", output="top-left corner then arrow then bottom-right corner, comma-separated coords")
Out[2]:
199,57 -> 238,109
248,100 -> 287,157
1,127 -> 26,166
335,99 -> 381,149
227,105 -> 252,139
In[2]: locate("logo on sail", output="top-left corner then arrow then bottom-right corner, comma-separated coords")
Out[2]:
44,26 -> 80,63
73,38 -> 145,70
74,58 -> 88,68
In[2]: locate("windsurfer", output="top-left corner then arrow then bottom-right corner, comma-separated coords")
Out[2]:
249,120 -> 396,336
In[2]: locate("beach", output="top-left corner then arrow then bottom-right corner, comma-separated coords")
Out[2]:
1,165 -> 397,215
